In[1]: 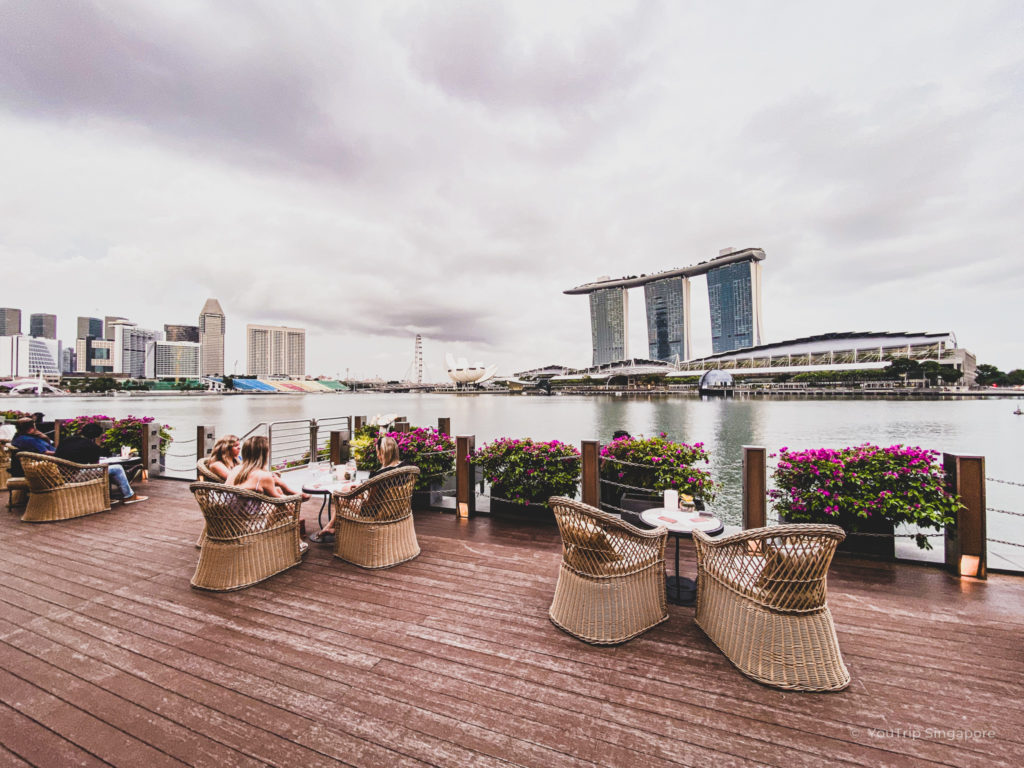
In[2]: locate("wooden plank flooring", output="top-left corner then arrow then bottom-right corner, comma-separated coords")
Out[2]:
2,479 -> 1022,767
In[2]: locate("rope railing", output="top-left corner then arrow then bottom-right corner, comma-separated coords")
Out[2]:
988,507 -> 1024,518
989,538 -> 1024,549
986,476 -> 1024,488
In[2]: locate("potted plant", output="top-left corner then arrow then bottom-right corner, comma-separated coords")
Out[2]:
354,425 -> 456,506
769,443 -> 960,558
599,433 -> 716,514
471,438 -> 581,519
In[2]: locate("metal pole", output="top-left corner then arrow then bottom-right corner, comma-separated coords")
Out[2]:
742,446 -> 767,529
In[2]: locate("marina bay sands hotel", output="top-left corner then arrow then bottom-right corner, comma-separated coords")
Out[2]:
565,247 -> 766,365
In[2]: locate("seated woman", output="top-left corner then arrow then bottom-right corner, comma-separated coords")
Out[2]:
226,436 -> 311,499
207,434 -> 240,480
309,435 -> 411,543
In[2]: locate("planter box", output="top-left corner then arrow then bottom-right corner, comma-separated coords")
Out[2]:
411,483 -> 443,510
782,513 -> 895,560
489,496 -> 555,523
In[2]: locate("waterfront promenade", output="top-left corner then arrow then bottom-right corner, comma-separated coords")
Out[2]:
2,478 -> 1022,767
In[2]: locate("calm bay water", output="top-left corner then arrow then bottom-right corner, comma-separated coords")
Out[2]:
11,391 -> 1024,570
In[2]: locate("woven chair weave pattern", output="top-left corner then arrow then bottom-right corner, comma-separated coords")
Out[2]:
19,453 -> 111,523
196,458 -> 224,483
189,482 -> 303,591
694,523 -> 850,691
331,466 -> 420,569
549,497 -> 668,645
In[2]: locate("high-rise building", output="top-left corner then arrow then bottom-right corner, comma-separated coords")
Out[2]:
76,337 -> 114,374
644,277 -> 691,362
0,335 -> 61,379
113,324 -> 161,378
588,286 -> 629,366
61,346 -> 77,374
30,313 -> 57,339
246,324 -> 306,377
104,316 -> 130,340
707,255 -> 763,354
199,299 -> 225,376
164,324 -> 200,343
77,316 -> 103,339
0,308 -> 21,335
145,340 -> 201,379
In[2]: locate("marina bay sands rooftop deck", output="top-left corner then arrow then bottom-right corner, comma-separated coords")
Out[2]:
564,247 -> 765,294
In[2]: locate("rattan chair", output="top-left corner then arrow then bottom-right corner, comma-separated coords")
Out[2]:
548,497 -> 669,645
193,458 -> 225,547
693,523 -> 849,692
19,452 -> 111,523
189,482 -> 305,591
330,466 -> 420,569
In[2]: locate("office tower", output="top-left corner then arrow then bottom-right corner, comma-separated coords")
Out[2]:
199,298 -> 225,376
77,316 -> 103,339
246,324 -> 306,376
61,346 -> 77,374
104,316 -> 130,340
0,335 -> 60,378
145,340 -> 201,378
0,308 -> 21,335
706,256 -> 764,354
644,276 -> 691,362
112,324 -> 160,378
164,324 -> 200,343
76,337 -> 114,374
589,286 -> 629,366
30,313 -> 57,339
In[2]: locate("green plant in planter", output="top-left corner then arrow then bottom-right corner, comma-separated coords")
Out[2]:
61,414 -> 173,456
471,438 -> 581,505
768,444 -> 960,549
600,433 -> 716,502
1,409 -> 34,421
354,427 -> 455,491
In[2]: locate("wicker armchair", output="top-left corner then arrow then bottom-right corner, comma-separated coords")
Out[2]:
330,466 -> 420,569
3,444 -> 30,509
193,458 -> 224,548
548,497 -> 669,645
189,482 -> 304,591
19,452 -> 111,523
693,524 -> 849,692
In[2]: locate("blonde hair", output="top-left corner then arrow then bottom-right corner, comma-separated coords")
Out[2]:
233,436 -> 270,486
376,435 -> 400,467
209,434 -> 239,467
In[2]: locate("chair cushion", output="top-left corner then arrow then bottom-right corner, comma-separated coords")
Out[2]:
564,524 -> 622,571
27,461 -> 65,490
756,545 -> 825,609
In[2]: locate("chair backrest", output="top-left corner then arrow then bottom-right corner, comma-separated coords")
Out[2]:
20,452 -> 105,491
196,457 -> 224,483
189,482 -> 300,539
698,524 -> 845,612
350,466 -> 419,521
549,496 -> 667,575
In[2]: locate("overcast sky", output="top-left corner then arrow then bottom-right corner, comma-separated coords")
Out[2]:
1,0 -> 1021,379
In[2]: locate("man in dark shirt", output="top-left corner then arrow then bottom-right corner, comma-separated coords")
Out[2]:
55,423 -> 148,505
10,418 -> 55,476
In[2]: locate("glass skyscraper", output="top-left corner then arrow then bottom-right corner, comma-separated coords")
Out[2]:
643,277 -> 690,362
706,259 -> 763,354
589,287 -> 629,365
77,316 -> 103,339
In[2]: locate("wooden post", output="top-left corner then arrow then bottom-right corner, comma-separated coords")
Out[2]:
354,416 -> 366,431
456,435 -> 476,518
309,419 -> 319,462
196,425 -> 216,467
742,446 -> 767,529
54,419 -> 65,446
943,454 -> 987,579
581,440 -> 600,508
394,421 -> 410,434
330,430 -> 350,464
438,417 -> 450,435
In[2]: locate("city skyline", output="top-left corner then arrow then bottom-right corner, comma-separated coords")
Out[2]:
1,2 -> 1021,376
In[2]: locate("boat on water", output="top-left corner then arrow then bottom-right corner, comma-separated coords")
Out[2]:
1014,407 -> 1023,415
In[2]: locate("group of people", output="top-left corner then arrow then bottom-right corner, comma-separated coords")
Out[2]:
203,432 -> 410,545
7,417 -> 147,504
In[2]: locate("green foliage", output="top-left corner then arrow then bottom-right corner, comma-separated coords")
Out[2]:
599,433 -> 716,502
1,409 -> 34,421
769,444 -> 961,549
975,364 -> 1003,386
471,438 -> 581,505
352,426 -> 456,491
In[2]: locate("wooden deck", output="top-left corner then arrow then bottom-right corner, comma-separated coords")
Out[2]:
2,478 -> 1022,768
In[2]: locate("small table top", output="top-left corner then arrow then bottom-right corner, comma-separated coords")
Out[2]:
301,470 -> 368,495
640,507 -> 724,536
100,455 -> 142,465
